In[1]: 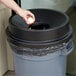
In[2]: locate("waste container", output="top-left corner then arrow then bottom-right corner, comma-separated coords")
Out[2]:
6,9 -> 74,76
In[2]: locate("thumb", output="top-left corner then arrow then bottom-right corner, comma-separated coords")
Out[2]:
27,17 -> 35,25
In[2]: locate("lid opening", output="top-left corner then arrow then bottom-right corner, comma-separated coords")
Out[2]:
29,22 -> 50,30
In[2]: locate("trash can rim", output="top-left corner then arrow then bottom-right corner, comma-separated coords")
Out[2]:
9,8 -> 70,32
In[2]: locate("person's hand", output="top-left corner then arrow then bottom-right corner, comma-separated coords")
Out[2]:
0,0 -> 35,25
17,9 -> 35,25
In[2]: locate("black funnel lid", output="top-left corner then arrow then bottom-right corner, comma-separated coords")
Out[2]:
6,9 -> 71,48
10,15 -> 28,28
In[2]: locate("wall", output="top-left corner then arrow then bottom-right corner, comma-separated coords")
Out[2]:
21,0 -> 72,12
6,42 -> 14,70
0,4 -> 9,76
67,6 -> 76,75
73,0 -> 76,6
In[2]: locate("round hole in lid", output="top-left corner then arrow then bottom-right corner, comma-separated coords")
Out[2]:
29,22 -> 51,30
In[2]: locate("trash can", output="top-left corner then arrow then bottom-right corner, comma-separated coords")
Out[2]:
6,9 -> 74,76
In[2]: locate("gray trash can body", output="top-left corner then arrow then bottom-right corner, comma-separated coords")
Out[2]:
6,9 -> 74,76
13,39 -> 73,76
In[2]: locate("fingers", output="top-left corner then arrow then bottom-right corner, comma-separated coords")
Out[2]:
25,11 -> 35,25
27,17 -> 35,25
17,9 -> 35,25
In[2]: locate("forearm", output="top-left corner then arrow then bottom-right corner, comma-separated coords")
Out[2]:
0,0 -> 22,14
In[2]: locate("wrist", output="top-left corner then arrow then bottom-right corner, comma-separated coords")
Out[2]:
14,7 -> 22,15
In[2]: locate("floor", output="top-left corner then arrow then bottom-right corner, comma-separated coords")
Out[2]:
4,71 -> 15,76
2,71 -> 72,76
3,71 -> 74,76
4,7 -> 76,76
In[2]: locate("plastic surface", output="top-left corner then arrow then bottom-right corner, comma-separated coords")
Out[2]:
13,45 -> 73,76
6,9 -> 72,50
11,15 -> 28,28
13,51 -> 67,76
6,9 -> 74,76
13,39 -> 73,76
8,9 -> 70,42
